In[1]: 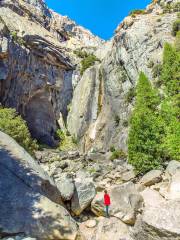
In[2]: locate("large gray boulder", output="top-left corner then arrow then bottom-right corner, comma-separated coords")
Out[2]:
0,131 -> 78,239
139,170 -> 163,187
91,182 -> 143,225
71,177 -> 96,216
133,200 -> 180,240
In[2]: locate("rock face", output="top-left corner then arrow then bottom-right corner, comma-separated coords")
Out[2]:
67,0 -> 177,152
0,0 -> 102,147
0,131 -> 78,239
91,182 -> 143,225
133,200 -> 180,240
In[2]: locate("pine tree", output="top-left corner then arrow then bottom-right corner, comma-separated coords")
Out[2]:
160,43 -> 180,160
128,72 -> 164,173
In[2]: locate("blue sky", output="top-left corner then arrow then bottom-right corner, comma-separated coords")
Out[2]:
45,0 -> 151,40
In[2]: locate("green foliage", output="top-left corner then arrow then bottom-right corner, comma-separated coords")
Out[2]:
175,31 -> 180,51
73,49 -> 88,58
147,60 -> 155,69
110,145 -> 116,152
80,54 -> 100,75
110,149 -> 127,161
56,129 -> 78,151
130,9 -> 146,17
159,42 -> 180,161
152,64 -> 163,79
122,120 -> 129,128
172,19 -> 180,36
0,107 -> 38,154
10,31 -> 26,46
128,73 -> 163,173
125,87 -> 136,103
114,115 -> 120,126
160,43 -> 180,96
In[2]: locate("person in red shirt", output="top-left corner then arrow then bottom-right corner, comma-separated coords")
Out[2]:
104,190 -> 111,217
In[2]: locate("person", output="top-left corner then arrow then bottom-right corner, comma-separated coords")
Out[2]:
104,190 -> 111,217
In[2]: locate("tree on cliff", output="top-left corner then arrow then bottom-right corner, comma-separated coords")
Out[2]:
160,43 -> 180,160
128,72 -> 164,173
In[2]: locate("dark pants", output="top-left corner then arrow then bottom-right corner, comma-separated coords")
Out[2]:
105,205 -> 109,217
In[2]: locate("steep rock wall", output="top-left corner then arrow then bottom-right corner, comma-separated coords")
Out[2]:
67,0 -> 178,152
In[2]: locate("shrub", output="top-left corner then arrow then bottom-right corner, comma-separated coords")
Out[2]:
130,9 -> 146,17
56,129 -> 78,151
114,115 -> 120,126
80,54 -> 100,75
73,50 -> 88,58
110,145 -> 116,152
128,73 -> 163,173
147,60 -> 155,69
122,120 -> 129,127
0,107 -> 38,154
125,87 -> 135,103
172,19 -> 180,36
152,63 -> 163,78
110,149 -> 127,161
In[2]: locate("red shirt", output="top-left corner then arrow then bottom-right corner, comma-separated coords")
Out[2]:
104,193 -> 111,206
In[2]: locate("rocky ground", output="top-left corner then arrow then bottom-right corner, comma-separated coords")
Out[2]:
1,131 -> 180,240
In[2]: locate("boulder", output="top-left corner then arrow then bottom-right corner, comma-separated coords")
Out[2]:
94,217 -> 132,240
71,178 -> 96,215
139,170 -> 162,186
0,131 -> 62,204
140,188 -> 165,207
166,160 -> 180,177
133,200 -> 180,240
167,171 -> 180,200
56,174 -> 75,201
91,182 -> 143,225
85,220 -> 97,228
79,217 -> 132,240
0,132 -> 78,239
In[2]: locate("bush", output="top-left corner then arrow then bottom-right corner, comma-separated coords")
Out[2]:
73,50 -> 88,58
128,73 -> 163,173
172,19 -> 180,36
0,107 -> 38,154
114,115 -> 120,126
152,64 -> 163,79
125,87 -> 136,103
110,145 -> 116,152
110,149 -> 127,161
130,9 -> 146,17
56,129 -> 78,151
80,54 -> 100,75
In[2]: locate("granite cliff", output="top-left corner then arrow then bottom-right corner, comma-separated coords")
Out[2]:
0,0 -> 180,239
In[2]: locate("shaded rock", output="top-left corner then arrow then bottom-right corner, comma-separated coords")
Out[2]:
71,178 -> 96,216
133,200 -> 180,240
0,132 -> 78,239
139,170 -> 162,186
0,131 -> 62,204
91,182 -> 143,225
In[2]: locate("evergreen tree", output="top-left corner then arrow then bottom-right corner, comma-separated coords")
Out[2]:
160,43 -> 180,160
160,43 -> 180,96
128,72 -> 164,173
